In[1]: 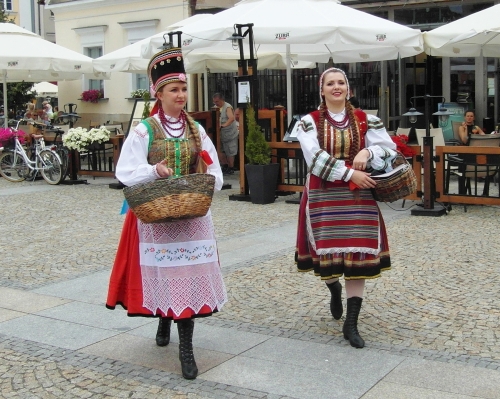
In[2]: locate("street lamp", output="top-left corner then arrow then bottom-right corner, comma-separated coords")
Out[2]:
402,95 -> 453,216
225,23 -> 258,201
60,103 -> 87,185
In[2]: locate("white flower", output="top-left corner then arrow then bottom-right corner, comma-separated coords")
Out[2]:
62,126 -> 111,152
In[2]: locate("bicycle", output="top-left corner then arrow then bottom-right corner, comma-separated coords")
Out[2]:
0,120 -> 63,185
32,121 -> 70,181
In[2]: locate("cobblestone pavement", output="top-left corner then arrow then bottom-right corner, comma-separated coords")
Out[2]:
1,175 -> 500,398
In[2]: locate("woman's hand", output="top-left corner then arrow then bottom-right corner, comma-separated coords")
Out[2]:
350,169 -> 376,189
155,160 -> 174,178
352,149 -> 370,170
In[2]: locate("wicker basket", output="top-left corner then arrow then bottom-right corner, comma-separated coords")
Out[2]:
371,155 -> 417,203
123,173 -> 216,223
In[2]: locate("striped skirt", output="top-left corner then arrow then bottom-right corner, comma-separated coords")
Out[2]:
295,174 -> 390,280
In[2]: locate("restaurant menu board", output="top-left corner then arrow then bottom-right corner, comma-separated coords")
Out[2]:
127,99 -> 157,137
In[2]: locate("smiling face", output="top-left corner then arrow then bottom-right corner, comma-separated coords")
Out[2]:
321,71 -> 348,108
464,111 -> 475,125
156,82 -> 188,116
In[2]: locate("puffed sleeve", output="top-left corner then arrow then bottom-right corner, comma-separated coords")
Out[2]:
296,114 -> 353,182
364,114 -> 398,171
199,124 -> 224,191
115,122 -> 158,186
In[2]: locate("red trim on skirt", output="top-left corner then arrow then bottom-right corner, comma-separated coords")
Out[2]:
106,211 -> 217,319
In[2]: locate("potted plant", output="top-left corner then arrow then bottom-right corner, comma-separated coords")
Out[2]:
244,103 -> 279,204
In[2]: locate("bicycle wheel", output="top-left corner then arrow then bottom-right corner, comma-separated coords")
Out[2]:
0,151 -> 28,182
38,149 -> 63,185
55,146 -> 69,180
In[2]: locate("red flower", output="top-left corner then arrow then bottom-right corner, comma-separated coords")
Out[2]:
81,90 -> 103,103
391,134 -> 414,157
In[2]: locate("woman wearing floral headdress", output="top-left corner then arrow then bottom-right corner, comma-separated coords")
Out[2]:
106,47 -> 227,379
295,68 -> 397,348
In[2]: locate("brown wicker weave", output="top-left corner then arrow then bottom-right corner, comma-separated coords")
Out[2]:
371,155 -> 417,203
123,173 -> 216,223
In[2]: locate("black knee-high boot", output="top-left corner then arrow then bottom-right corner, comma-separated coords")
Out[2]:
326,281 -> 343,320
155,317 -> 171,347
343,297 -> 365,348
177,319 -> 198,379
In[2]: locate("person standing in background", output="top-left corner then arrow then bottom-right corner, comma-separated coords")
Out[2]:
213,93 -> 239,175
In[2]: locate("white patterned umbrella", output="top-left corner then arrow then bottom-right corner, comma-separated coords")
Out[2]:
424,4 -> 500,57
0,23 -> 105,127
161,0 -> 424,117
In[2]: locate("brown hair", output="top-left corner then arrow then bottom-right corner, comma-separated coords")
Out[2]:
184,110 -> 202,153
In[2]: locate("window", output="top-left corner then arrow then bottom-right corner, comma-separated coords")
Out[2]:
73,25 -> 107,95
135,74 -> 148,91
85,46 -> 104,92
3,0 -> 12,11
119,20 -> 159,93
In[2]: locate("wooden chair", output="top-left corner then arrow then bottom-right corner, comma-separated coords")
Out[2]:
396,127 -> 410,137
103,124 -> 123,135
416,127 -> 459,184
445,135 -> 500,206
451,121 -> 463,145
89,121 -> 100,129
111,121 -> 123,129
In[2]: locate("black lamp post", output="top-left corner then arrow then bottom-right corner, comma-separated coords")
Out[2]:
402,95 -> 453,216
60,103 -> 87,185
225,23 -> 258,201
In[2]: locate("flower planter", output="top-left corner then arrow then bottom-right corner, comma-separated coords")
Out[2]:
244,163 -> 280,204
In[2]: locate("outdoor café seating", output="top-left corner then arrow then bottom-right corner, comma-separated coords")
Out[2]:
445,135 -> 500,208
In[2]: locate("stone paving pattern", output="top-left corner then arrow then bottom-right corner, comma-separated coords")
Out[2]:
1,175 -> 500,397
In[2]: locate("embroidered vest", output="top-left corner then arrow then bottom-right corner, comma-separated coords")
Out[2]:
142,115 -> 201,175
310,109 -> 367,164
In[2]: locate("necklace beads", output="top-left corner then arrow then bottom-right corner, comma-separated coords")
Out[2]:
158,107 -> 186,138
325,110 -> 350,129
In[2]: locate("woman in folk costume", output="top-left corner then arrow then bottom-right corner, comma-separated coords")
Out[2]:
106,47 -> 227,379
295,68 -> 397,348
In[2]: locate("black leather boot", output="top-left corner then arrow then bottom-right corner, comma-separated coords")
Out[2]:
326,281 -> 343,320
177,319 -> 198,379
155,317 -> 171,347
342,297 -> 365,348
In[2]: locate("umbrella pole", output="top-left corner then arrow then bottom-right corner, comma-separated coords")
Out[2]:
286,45 -> 292,126
3,71 -> 7,128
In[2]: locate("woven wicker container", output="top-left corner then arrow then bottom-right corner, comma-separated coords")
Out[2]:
123,173 -> 216,223
371,156 -> 417,203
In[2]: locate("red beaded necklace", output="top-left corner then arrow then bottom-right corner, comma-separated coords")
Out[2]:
325,109 -> 349,129
158,107 -> 186,138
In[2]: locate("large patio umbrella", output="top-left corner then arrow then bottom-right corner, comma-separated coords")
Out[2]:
93,13 -> 315,74
164,0 -> 423,118
0,23 -> 103,127
93,14 -> 215,74
424,4 -> 500,57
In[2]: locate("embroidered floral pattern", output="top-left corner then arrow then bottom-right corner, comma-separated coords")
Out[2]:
144,244 -> 216,263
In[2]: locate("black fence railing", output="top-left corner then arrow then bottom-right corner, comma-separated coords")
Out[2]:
207,63 -> 383,116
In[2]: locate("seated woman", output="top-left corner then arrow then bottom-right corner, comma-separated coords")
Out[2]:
458,110 -> 485,145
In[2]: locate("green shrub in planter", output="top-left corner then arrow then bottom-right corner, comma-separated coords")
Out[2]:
243,103 -> 279,204
245,103 -> 271,165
